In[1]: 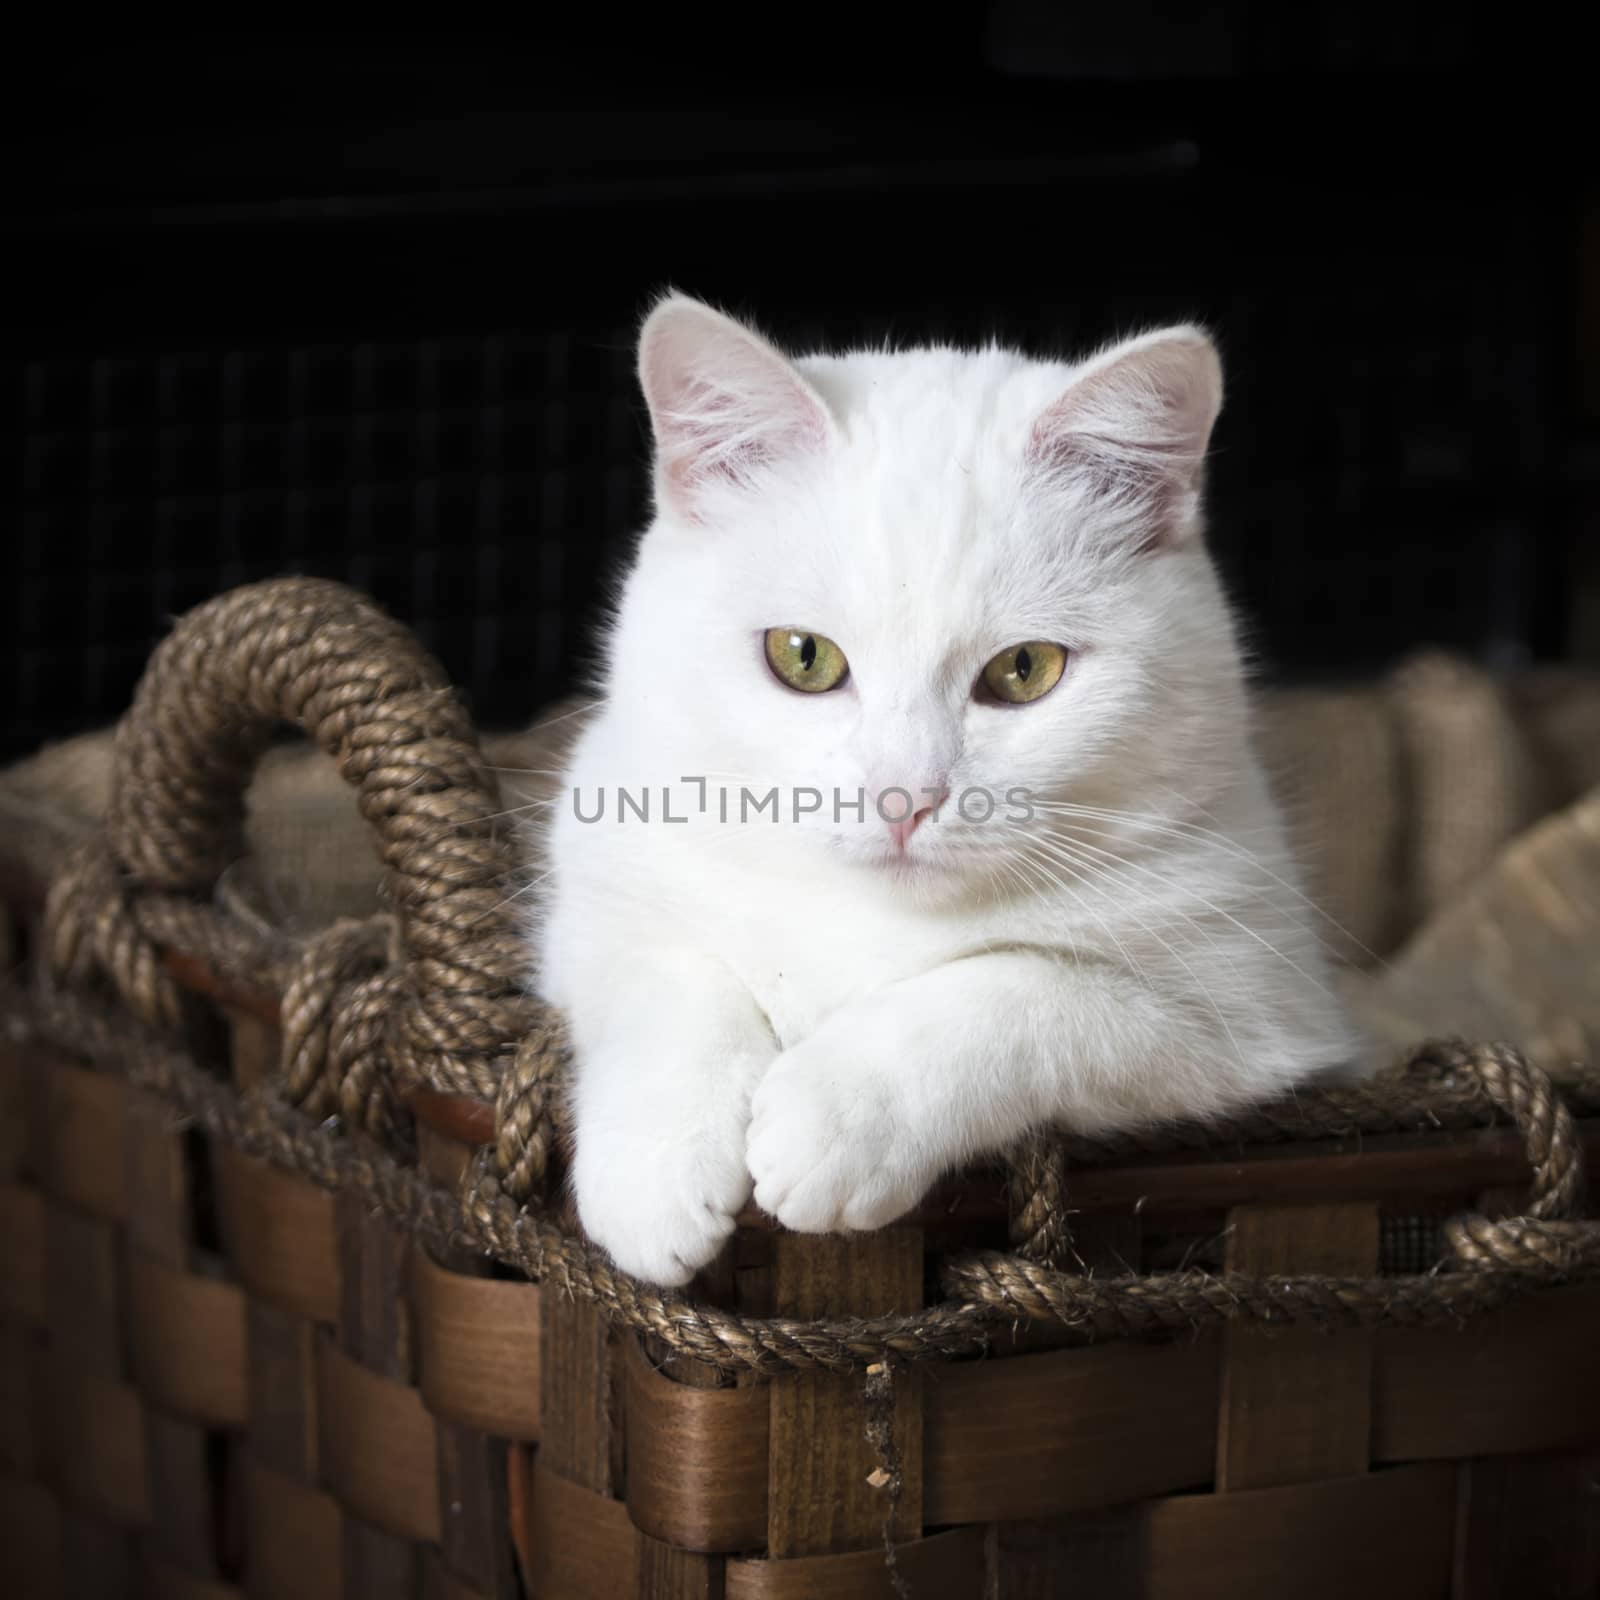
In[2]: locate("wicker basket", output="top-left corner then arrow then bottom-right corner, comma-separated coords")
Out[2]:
2,578 -> 1599,1600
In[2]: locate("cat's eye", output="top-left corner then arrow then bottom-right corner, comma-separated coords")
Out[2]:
764,628 -> 850,693
980,641 -> 1068,705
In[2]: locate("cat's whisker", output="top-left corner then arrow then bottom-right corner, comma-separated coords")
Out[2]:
1046,827 -> 1327,978
1016,822 -> 1339,1005
1017,830 -> 1230,950
453,797 -> 560,828
993,853 -> 1084,967
1005,845 -> 1161,998
480,765 -> 585,780
1030,800 -> 1356,934
1013,833 -> 1250,1070
1028,799 -> 1380,966
1034,910 -> 1247,1080
525,700 -> 605,731
482,866 -> 561,920
1017,829 -> 1274,965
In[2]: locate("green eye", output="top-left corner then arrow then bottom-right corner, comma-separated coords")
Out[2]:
764,628 -> 849,693
981,641 -> 1068,705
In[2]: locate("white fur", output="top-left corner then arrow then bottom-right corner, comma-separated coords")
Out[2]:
534,294 -> 1358,1286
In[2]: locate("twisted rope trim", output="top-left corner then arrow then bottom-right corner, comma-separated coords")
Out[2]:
10,986 -> 1598,1377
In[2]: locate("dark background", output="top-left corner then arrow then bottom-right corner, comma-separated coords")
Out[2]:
5,15 -> 1598,761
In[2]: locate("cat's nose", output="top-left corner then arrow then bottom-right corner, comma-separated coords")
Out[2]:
887,806 -> 933,851
884,787 -> 948,852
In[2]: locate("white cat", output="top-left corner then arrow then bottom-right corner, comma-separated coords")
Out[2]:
535,293 -> 1356,1286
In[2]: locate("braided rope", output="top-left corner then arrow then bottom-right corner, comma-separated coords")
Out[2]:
44,842 -> 186,1033
1043,1058 -> 1600,1162
1007,1133 -> 1075,1267
495,1014 -> 573,1202
936,1247 -> 1576,1340
280,917 -> 395,1121
98,577 -> 540,1106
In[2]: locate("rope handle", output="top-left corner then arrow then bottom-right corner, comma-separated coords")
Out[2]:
106,577 -> 493,893
89,576 -> 539,1106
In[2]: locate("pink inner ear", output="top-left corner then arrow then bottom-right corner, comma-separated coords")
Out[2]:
1025,413 -> 1190,551
1026,418 -> 1185,496
641,303 -> 831,516
663,369 -> 827,498
1025,335 -> 1221,547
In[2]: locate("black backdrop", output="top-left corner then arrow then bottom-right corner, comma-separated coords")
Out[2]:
5,18 -> 1595,760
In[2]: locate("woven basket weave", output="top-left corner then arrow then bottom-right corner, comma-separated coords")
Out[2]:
3,578 -> 1599,1600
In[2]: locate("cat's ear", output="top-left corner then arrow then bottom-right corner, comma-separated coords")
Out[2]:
1027,327 -> 1222,548
639,294 -> 834,521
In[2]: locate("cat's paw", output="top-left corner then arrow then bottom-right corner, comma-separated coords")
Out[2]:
573,1118 -> 752,1287
747,1043 -> 929,1234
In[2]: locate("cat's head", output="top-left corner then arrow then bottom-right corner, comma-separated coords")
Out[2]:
614,292 -> 1243,893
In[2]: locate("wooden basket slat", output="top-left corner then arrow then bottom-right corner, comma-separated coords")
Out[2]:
213,1148 -> 340,1325
1372,1280 -> 1600,1460
243,1458 -> 342,1600
127,1253 -> 249,1429
1140,1463 -> 1457,1599
423,1546 -> 497,1600
520,1459 -> 638,1600
406,1183 -> 523,1600
123,1086 -> 197,1267
244,1299 -> 322,1483
124,1080 -> 236,1599
410,1243 -> 542,1441
723,1526 -> 988,1599
1216,1202 -> 1380,1491
1454,1449 -> 1600,1599
316,1333 -> 442,1546
59,1502 -> 137,1599
342,1512 -> 420,1600
141,1552 -> 244,1600
45,1202 -> 124,1380
0,1323 -> 46,1477
633,1527 -> 724,1599
767,1229 -> 924,1559
334,1188 -> 409,1372
624,1335 -> 770,1551
926,1335 -> 1220,1525
434,1420 -> 517,1600
40,1056 -> 127,1224
987,1510 -> 1153,1597
44,1352 -> 152,1527
0,1180 -> 48,1327
143,1410 -> 224,1580
0,1470 -> 62,1595
0,1040 -> 38,1179
538,1292 -> 616,1495
1063,1122 -> 1600,1213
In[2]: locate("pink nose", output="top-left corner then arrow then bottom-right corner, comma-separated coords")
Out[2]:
885,789 -> 947,852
